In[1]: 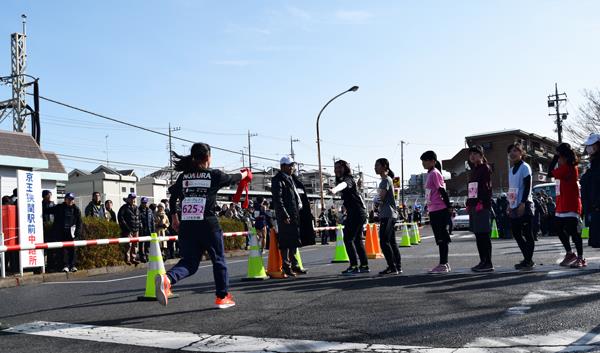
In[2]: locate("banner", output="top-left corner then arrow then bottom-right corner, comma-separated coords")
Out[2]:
17,170 -> 44,271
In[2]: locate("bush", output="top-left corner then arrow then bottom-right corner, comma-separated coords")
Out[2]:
219,217 -> 248,250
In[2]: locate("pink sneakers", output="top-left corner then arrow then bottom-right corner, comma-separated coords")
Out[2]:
559,253 -> 578,267
429,263 -> 451,274
570,257 -> 588,268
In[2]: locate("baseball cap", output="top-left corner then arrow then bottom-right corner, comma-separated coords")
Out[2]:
584,133 -> 600,146
280,156 -> 295,166
65,192 -> 75,200
123,193 -> 137,202
141,197 -> 149,203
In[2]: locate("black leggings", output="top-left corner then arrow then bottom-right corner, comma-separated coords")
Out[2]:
555,216 -> 583,257
475,233 -> 492,264
343,214 -> 368,267
511,215 -> 535,262
430,209 -> 451,264
379,217 -> 401,271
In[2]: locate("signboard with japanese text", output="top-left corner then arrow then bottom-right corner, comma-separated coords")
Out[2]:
17,170 -> 44,272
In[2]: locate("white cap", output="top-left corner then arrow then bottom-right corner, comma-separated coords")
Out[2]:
584,133 -> 600,146
280,156 -> 295,165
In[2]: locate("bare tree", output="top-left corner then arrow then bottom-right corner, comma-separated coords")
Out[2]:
565,89 -> 600,144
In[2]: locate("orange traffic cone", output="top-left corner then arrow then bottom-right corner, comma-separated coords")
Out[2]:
266,228 -> 287,279
366,224 -> 384,259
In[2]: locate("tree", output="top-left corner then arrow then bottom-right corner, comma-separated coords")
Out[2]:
565,89 -> 600,144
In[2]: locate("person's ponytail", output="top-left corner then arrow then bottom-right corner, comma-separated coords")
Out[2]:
172,142 -> 211,172
388,169 -> 395,179
435,161 -> 442,172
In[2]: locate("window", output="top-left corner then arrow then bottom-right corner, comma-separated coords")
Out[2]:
121,187 -> 126,193
130,188 -> 135,193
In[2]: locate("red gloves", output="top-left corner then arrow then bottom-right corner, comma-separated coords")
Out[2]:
233,168 -> 253,209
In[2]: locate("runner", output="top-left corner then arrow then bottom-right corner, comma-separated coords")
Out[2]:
420,151 -> 452,274
155,142 -> 250,309
506,143 -> 536,271
548,143 -> 585,268
329,160 -> 369,275
466,146 -> 494,272
374,158 -> 401,275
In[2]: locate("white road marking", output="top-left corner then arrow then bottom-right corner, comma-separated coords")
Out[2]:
507,285 -> 600,315
6,321 -> 600,352
2,321 -> 435,352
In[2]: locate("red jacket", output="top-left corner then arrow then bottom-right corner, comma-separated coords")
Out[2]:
550,164 -> 582,215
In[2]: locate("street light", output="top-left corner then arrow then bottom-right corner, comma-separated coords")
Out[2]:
316,85 -> 359,211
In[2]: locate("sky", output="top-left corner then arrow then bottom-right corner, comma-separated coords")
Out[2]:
1,1 -> 599,186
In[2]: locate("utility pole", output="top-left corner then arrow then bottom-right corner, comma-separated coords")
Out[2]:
168,123 -> 181,185
290,136 -> 299,161
400,140 -> 405,206
105,135 -> 109,167
247,130 -> 257,171
547,83 -> 568,143
241,149 -> 246,168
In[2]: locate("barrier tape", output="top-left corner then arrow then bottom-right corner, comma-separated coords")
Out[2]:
0,231 -> 251,253
0,227 -> 345,253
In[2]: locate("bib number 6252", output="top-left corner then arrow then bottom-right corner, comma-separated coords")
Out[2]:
182,197 -> 206,221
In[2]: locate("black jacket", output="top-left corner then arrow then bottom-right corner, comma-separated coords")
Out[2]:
271,172 -> 302,224
138,206 -> 156,236
291,174 -> 316,246
581,158 -> 600,215
44,203 -> 82,242
118,203 -> 140,234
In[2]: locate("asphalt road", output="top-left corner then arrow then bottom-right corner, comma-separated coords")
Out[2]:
2,227 -> 600,352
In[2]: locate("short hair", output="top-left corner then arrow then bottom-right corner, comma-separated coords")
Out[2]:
507,142 -> 524,154
92,191 -> 101,197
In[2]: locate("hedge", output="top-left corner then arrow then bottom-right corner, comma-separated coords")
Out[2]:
43,217 -> 248,270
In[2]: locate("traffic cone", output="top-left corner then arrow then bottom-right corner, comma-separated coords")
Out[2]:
242,228 -> 268,281
372,224 -> 383,255
294,249 -> 305,271
491,220 -> 499,239
399,224 -> 412,247
415,223 -> 422,243
410,223 -> 419,245
266,228 -> 287,279
138,233 -> 178,301
582,227 -> 590,240
366,224 -> 384,259
331,225 -> 350,263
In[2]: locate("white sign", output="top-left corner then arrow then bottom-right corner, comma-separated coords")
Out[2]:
17,170 -> 44,271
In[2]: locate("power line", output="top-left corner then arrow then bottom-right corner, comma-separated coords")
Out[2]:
35,94 -> 331,167
58,153 -> 164,169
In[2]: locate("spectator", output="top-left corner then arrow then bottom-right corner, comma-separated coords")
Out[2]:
85,192 -> 106,219
118,193 -> 141,265
161,198 -> 177,259
155,203 -> 170,257
317,209 -> 329,245
496,194 -> 511,239
225,203 -> 238,219
581,133 -> 600,248
546,196 -> 556,236
271,156 -> 307,277
42,190 -> 55,223
138,197 -> 156,262
44,192 -> 82,272
10,188 -> 17,205
1,195 -> 11,205
105,200 -> 117,223
327,207 -> 338,242
254,203 -> 268,250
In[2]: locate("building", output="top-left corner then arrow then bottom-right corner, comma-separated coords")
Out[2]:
0,130 -> 67,199
443,129 -> 559,196
66,165 -> 139,208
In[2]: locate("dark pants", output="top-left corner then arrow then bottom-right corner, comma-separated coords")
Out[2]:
475,233 -> 492,264
511,215 -> 535,262
343,214 -> 368,267
430,209 -> 451,264
379,217 -> 401,271
497,215 -> 511,239
280,247 -> 299,270
166,223 -> 229,298
62,248 -> 76,269
588,211 -> 600,248
555,216 -> 582,257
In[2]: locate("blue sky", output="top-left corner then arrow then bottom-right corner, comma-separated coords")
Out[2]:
1,1 -> 599,184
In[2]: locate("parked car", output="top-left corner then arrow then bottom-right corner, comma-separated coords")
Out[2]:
532,182 -> 556,199
453,208 -> 470,231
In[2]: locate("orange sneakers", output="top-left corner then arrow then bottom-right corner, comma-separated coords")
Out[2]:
215,293 -> 236,309
155,274 -> 171,307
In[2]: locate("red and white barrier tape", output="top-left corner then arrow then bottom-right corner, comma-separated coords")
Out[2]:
0,230 -> 251,253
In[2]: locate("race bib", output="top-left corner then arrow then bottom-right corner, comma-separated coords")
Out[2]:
555,179 -> 561,197
468,182 -> 478,199
507,188 -> 518,206
181,197 -> 206,221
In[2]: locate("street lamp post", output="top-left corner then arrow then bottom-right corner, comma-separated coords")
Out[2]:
316,85 -> 359,211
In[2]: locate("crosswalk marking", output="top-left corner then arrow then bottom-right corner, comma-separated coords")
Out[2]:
5,321 -> 600,352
